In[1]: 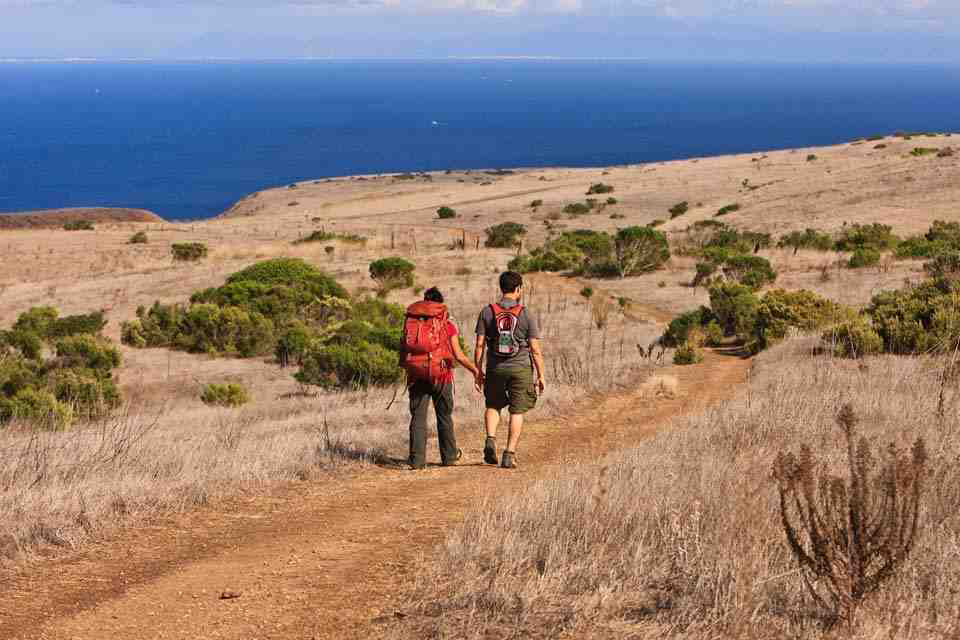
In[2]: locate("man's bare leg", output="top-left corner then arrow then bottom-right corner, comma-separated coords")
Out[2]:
484,408 -> 501,438
506,412 -> 524,453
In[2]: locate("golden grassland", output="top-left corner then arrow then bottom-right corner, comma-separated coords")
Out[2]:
0,134 -> 958,636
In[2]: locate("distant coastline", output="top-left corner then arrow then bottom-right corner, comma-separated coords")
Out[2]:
0,208 -> 163,229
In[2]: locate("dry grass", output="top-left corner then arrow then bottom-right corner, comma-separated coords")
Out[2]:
398,339 -> 960,639
0,270 -> 661,566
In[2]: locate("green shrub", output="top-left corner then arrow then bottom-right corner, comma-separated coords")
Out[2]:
663,307 -> 713,347
606,197 -> 618,205
895,220 -> 960,259
55,335 -> 121,371
530,199 -> 543,208
709,283 -> 760,341
910,147 -> 939,157
579,287 -> 594,299
129,231 -> 148,244
715,203 -> 741,217
586,183 -> 614,195
63,220 -> 95,231
295,340 -> 402,389
293,230 -> 366,246
200,383 -> 250,407
563,202 -> 591,216
669,201 -> 689,218
0,387 -> 72,429
865,279 -> 960,354
171,242 -> 208,261
704,320 -> 724,346
777,228 -> 834,251
437,206 -> 457,219
694,253 -> 776,290
823,319 -> 884,358
848,248 -> 881,269
484,222 -> 527,248
806,154 -> 818,162
0,308 -> 121,428
369,257 -> 416,293
834,223 -> 899,252
611,226 -> 670,277
673,344 -> 702,365
924,251 -> 960,280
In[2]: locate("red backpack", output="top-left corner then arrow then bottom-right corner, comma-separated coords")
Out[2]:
402,301 -> 454,384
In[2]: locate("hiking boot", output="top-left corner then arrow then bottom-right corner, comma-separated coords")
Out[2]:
442,448 -> 463,467
500,450 -> 518,470
483,437 -> 498,465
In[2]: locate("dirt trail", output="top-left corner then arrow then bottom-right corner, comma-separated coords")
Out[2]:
1,351 -> 747,640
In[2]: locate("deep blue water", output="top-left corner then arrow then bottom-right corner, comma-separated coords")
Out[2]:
2,61 -> 959,220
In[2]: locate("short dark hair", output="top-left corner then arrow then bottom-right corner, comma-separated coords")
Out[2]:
423,286 -> 444,303
499,271 -> 523,294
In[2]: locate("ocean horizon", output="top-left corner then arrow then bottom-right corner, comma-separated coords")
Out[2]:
2,60 -> 959,221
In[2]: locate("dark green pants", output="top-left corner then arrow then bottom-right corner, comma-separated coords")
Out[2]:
408,380 -> 457,467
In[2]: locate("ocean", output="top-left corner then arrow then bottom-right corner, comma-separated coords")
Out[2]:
1,60 -> 959,221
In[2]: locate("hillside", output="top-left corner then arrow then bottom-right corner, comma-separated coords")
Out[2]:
0,207 -> 163,230
0,133 -> 958,639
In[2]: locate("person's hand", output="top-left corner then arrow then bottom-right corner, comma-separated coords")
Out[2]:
474,371 -> 485,393
537,377 -> 546,394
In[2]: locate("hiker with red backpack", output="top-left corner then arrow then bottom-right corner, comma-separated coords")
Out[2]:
474,271 -> 546,469
402,287 -> 482,470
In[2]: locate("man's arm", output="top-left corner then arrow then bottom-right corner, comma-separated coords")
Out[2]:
474,335 -> 486,373
451,337 -> 479,377
530,338 -> 546,393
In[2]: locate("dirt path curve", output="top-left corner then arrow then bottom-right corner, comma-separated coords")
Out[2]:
1,351 -> 748,640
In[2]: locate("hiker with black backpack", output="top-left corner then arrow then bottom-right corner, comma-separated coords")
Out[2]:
401,287 -> 482,470
474,271 -> 546,469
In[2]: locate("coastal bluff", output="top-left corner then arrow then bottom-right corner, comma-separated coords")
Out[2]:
0,207 -> 163,230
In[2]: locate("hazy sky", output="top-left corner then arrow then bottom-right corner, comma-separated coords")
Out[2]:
2,0 -> 959,62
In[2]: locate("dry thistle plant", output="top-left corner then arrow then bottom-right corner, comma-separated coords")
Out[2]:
772,404 -> 927,622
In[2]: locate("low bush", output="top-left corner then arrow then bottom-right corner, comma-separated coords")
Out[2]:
777,228 -> 834,251
910,147 -> 939,157
63,220 -> 95,231
586,183 -> 614,195
896,220 -> 960,259
668,201 -> 689,218
673,344 -> 702,365
0,308 -> 121,428
200,383 -> 250,407
848,247 -> 881,268
694,252 -> 776,290
562,202 -> 591,216
369,257 -> 416,294
605,197 -> 618,205
437,206 -> 457,219
663,307 -> 714,347
484,222 -> 527,248
295,340 -> 402,389
865,279 -> 960,354
128,231 -> 148,244
293,230 -> 367,245
715,203 -> 741,217
925,251 -> 960,280
822,319 -> 884,358
806,154 -> 818,162
529,199 -> 543,208
171,242 -> 208,261
834,223 -> 899,252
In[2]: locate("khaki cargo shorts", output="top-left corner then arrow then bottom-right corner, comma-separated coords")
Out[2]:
484,366 -> 537,415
